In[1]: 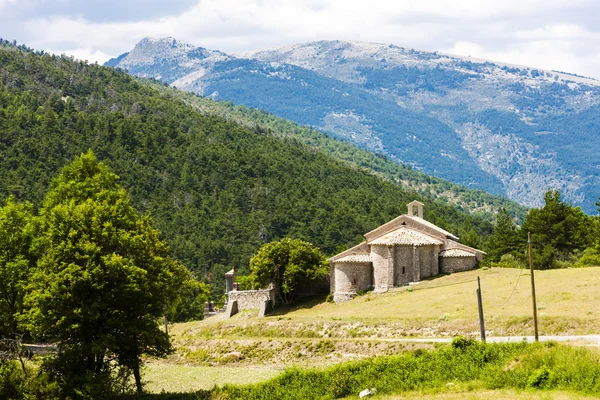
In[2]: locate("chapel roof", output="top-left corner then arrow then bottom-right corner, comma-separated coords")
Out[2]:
369,226 -> 443,246
364,214 -> 459,242
334,253 -> 372,263
440,249 -> 476,258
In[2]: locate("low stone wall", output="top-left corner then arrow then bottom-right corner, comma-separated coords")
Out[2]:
440,257 -> 477,274
228,288 -> 275,310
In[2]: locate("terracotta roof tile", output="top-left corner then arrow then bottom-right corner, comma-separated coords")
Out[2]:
334,253 -> 372,263
369,227 -> 443,246
440,249 -> 476,258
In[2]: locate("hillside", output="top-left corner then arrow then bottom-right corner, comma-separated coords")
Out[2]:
107,37 -> 600,213
143,81 -> 527,222
144,267 -> 600,394
0,41 -> 495,296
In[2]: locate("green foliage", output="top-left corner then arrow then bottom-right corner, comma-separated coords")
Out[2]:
0,197 -> 36,337
0,360 -> 59,399
485,208 -> 522,263
574,247 -> 600,267
250,238 -> 328,304
219,341 -> 528,399
235,274 -> 257,291
522,189 -> 593,269
0,45 -> 496,302
492,254 -> 526,269
210,342 -> 600,399
24,152 -> 186,394
167,277 -> 210,323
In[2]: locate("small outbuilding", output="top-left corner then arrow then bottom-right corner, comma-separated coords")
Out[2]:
329,201 -> 484,302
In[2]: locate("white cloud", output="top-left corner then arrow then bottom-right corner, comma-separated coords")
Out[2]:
45,47 -> 112,64
2,0 -> 600,78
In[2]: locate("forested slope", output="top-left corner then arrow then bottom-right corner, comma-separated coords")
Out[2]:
0,41 -> 493,296
149,84 -> 527,222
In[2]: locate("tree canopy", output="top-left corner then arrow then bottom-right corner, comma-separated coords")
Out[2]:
249,238 -> 328,305
484,208 -> 521,262
521,189 -> 592,268
0,197 -> 35,338
24,151 -> 189,395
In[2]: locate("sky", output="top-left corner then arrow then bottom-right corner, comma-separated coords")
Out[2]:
1,0 -> 599,79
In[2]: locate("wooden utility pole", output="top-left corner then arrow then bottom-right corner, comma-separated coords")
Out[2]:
476,276 -> 486,342
163,309 -> 169,336
528,232 -> 539,342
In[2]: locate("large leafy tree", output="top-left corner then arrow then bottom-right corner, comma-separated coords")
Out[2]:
522,189 -> 592,268
24,151 -> 187,395
249,238 -> 328,305
0,197 -> 35,338
485,208 -> 521,262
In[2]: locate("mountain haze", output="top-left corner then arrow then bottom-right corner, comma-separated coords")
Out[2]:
107,37 -> 600,213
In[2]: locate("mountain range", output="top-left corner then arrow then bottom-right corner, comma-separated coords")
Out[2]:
1,39 -> 512,295
106,37 -> 600,213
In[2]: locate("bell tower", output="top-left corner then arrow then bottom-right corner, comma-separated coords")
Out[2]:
407,200 -> 424,219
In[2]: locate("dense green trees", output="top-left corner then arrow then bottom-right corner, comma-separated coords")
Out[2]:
522,189 -> 592,268
0,198 -> 35,338
0,43 -> 496,301
0,152 -> 205,395
487,189 -> 595,269
485,208 -> 521,263
249,238 -> 328,304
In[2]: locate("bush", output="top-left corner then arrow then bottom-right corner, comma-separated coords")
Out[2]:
0,361 -> 60,399
215,342 -> 600,399
574,247 -> 600,267
492,253 -> 525,269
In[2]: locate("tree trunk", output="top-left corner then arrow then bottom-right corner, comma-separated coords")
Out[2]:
133,363 -> 143,394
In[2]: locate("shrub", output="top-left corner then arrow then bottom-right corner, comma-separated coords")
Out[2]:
574,247 -> 600,267
492,253 -> 525,269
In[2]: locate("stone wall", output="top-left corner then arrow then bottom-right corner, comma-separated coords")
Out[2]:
333,262 -> 372,302
371,245 -> 391,291
228,288 -> 275,310
419,245 -> 438,279
440,257 -> 477,274
393,245 -> 413,286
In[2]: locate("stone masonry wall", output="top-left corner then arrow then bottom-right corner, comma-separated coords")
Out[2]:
440,257 -> 477,274
334,263 -> 372,294
394,245 -> 413,286
228,288 -> 275,310
371,245 -> 390,291
419,245 -> 436,279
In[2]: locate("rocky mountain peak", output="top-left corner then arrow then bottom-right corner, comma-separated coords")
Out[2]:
105,37 -> 600,212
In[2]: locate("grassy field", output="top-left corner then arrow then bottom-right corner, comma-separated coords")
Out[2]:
174,267 -> 600,342
145,267 -> 600,396
143,364 -> 280,393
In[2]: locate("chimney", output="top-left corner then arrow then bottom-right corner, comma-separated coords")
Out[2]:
407,200 -> 424,219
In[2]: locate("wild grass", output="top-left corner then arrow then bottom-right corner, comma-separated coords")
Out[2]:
211,340 -> 600,400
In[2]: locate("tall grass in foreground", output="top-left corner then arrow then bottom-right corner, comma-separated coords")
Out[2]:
212,339 -> 600,400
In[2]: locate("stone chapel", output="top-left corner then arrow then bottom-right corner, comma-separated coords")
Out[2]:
329,200 -> 484,302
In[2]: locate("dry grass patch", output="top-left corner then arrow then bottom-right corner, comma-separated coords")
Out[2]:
142,363 -> 281,393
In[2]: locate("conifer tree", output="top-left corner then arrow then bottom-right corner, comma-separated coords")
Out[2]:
485,208 -> 520,262
521,189 -> 592,268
